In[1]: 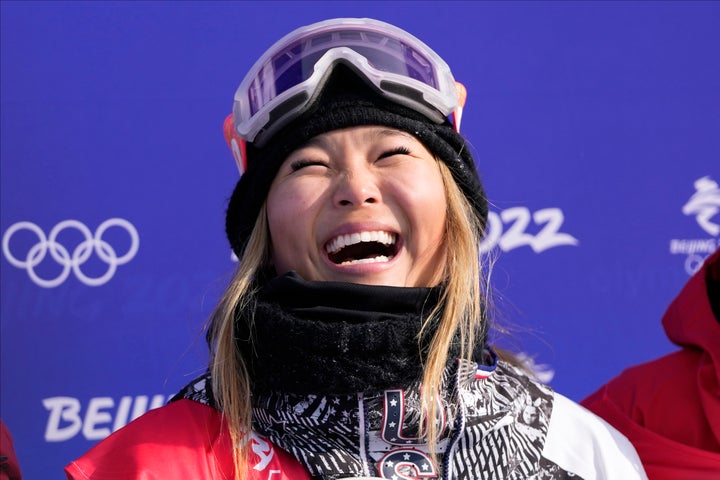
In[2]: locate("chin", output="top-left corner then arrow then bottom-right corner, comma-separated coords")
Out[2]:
315,270 -> 406,287
350,273 -> 418,288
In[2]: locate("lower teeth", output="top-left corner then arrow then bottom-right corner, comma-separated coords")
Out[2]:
340,255 -> 392,266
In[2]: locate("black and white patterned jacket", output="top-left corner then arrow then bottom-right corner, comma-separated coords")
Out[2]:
175,356 -> 647,480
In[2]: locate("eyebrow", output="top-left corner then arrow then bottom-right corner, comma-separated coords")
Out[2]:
369,128 -> 414,141
294,127 -> 415,151
296,136 -> 327,150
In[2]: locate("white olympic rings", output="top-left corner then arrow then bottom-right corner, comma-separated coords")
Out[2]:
2,218 -> 139,288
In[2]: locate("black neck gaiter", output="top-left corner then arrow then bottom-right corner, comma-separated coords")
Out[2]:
235,272 -> 454,395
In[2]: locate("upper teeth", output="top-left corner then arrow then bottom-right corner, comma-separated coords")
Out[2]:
325,231 -> 396,254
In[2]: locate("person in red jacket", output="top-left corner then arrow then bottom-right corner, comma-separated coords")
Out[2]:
0,420 -> 22,480
582,247 -> 720,479
64,395 -> 311,479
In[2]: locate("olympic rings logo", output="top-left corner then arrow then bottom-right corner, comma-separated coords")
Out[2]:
2,218 -> 139,288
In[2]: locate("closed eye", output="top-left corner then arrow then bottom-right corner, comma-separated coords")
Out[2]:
290,159 -> 327,172
378,146 -> 411,160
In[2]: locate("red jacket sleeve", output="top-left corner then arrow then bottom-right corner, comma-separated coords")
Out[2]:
582,353 -> 720,480
64,399 -> 311,480
1,419 -> 23,480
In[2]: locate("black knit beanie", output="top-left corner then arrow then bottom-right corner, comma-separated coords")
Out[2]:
225,66 -> 487,257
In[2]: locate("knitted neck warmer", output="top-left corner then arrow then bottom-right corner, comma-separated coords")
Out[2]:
235,272 -> 456,395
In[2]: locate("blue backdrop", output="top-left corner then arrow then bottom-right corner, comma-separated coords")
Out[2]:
1,1 -> 718,477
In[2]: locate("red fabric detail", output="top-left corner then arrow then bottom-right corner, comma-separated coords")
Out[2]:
582,248 -> 720,478
583,382 -> 720,480
0,420 -> 22,480
64,399 -> 311,480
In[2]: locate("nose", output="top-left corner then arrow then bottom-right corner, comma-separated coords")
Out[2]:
332,165 -> 381,207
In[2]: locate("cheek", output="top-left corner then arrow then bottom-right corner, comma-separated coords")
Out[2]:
406,176 -> 447,241
267,208 -> 296,246
266,189 -> 302,269
267,183 -> 321,228
430,185 -> 448,231
266,183 -> 322,272
398,173 -> 448,287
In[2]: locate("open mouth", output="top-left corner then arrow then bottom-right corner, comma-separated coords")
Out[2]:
325,231 -> 398,265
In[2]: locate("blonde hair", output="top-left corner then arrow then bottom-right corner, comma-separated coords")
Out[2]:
206,160 -> 490,478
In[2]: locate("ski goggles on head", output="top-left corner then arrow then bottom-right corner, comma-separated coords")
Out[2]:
230,17 -> 464,151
